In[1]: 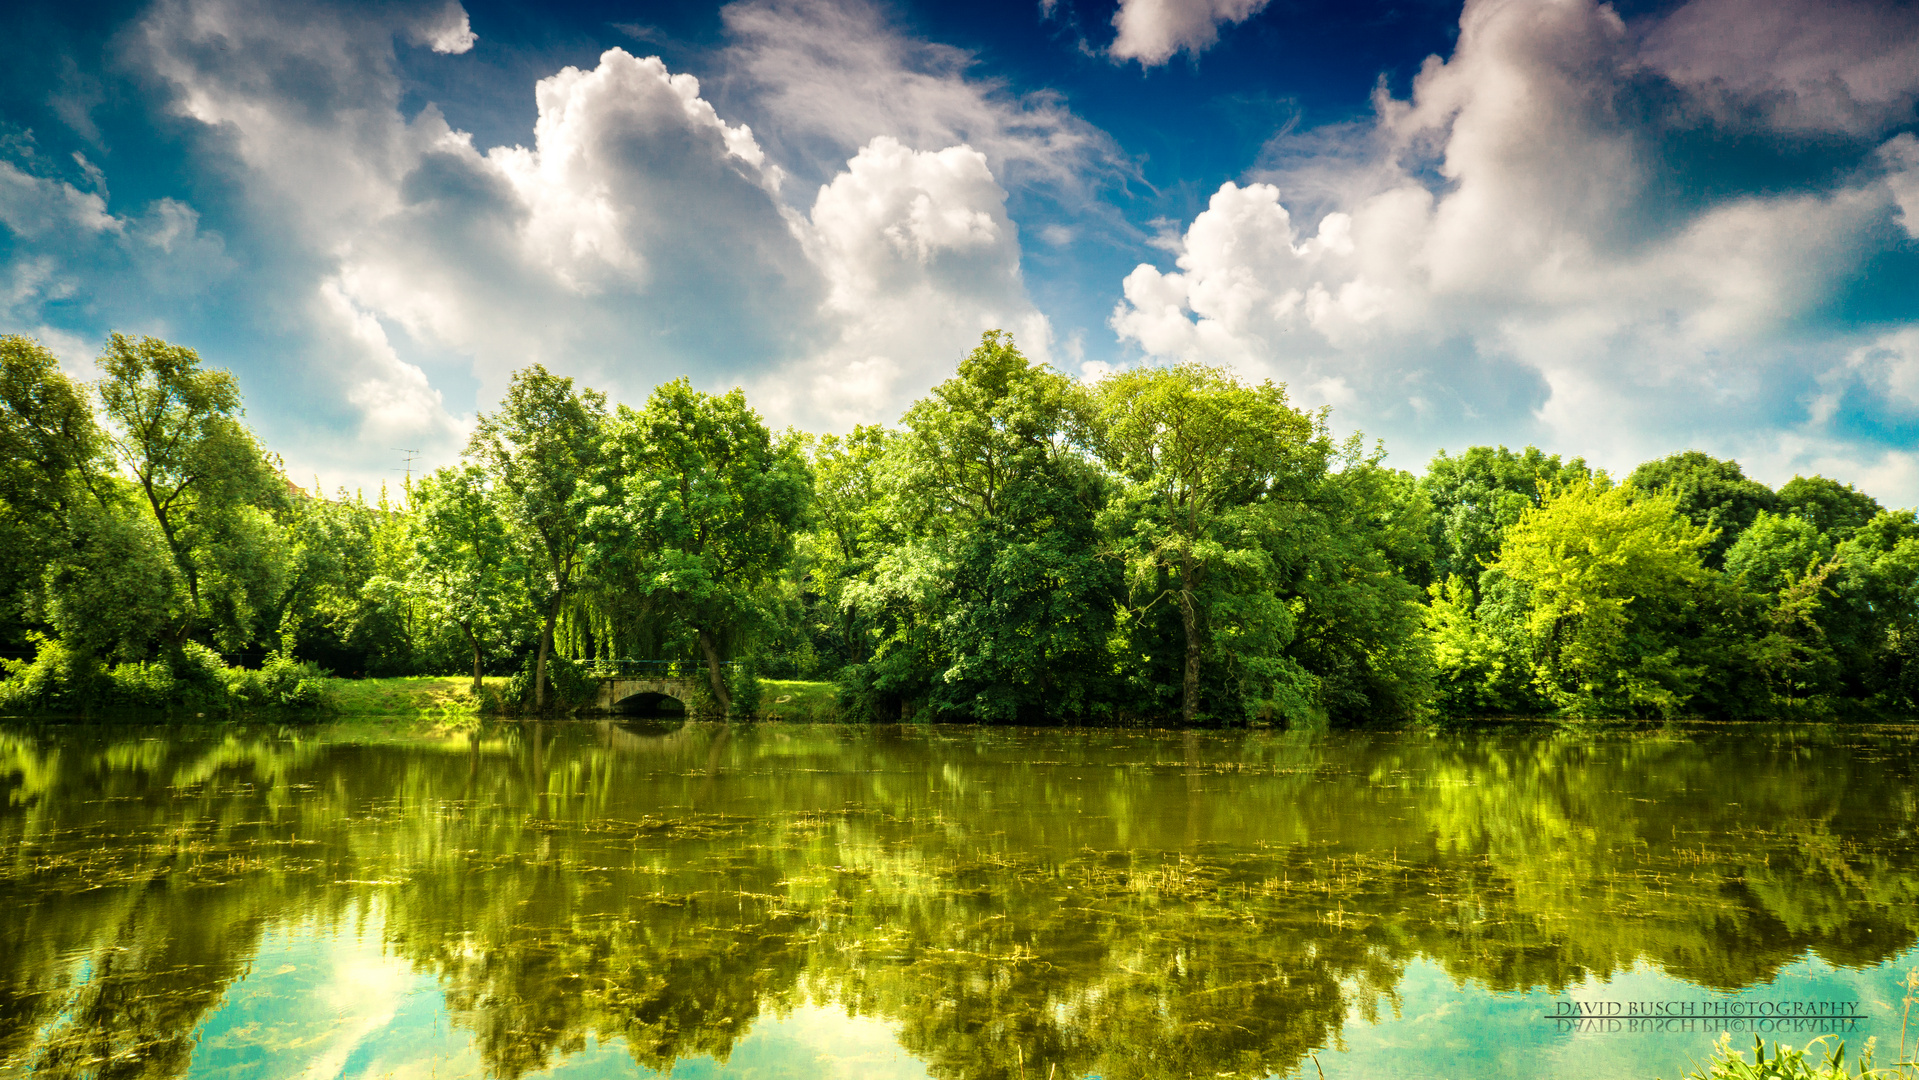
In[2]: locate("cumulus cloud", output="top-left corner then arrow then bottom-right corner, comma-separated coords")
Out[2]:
48,0 -> 1058,485
720,0 -> 1121,191
1113,0 -> 1919,502
0,156 -> 233,352
1109,0 -> 1271,67
759,136 -> 1050,429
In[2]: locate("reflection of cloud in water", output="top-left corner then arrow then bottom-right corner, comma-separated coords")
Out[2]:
3,723 -> 1917,1080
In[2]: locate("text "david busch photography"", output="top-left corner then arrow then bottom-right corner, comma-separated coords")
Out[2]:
1545,1000 -> 1866,1035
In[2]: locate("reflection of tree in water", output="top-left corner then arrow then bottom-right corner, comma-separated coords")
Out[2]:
0,723 -> 1915,1079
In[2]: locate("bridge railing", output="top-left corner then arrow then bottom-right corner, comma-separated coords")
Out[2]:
584,659 -> 734,679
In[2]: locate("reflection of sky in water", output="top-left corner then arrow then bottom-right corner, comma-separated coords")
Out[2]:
179,920 -> 1918,1080
7,721 -> 1918,1080
188,920 -> 939,1080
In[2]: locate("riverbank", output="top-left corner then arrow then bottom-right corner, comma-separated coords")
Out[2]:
320,675 -> 841,721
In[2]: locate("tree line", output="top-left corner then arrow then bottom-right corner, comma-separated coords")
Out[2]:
2,330 -> 1914,722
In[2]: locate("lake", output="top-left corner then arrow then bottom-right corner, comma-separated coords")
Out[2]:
2,719 -> 1915,1080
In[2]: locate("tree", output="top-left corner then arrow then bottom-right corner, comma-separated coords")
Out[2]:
1419,445 -> 1591,588
467,365 -> 607,710
0,336 -> 113,651
850,331 -> 1118,721
588,379 -> 809,716
1494,478 -> 1716,717
798,425 -> 897,674
1776,475 -> 1882,541
1285,454 -> 1435,723
1627,451 -> 1777,567
95,334 -> 285,651
1095,363 -> 1325,724
409,466 -> 527,693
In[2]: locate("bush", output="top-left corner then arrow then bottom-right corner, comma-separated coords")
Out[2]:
1661,1035 -> 1891,1079
506,651 -> 597,711
728,654 -> 762,718
226,653 -> 331,709
0,634 -> 106,712
0,635 -> 332,715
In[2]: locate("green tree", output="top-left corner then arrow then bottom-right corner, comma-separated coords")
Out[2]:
1286,455 -> 1435,723
1494,478 -> 1716,716
1419,445 -> 1591,588
850,332 -> 1118,721
588,379 -> 809,716
468,365 -> 607,710
1776,475 -> 1882,541
1822,510 -> 1919,711
1628,451 -> 1777,566
409,466 -> 528,693
1095,363 -> 1326,724
795,425 -> 897,675
94,334 -> 285,651
0,336 -> 113,651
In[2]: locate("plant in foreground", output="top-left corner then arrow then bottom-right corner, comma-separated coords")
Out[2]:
1665,1034 -> 1879,1079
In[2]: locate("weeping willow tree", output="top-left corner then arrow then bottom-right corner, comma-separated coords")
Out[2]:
579,379 -> 810,715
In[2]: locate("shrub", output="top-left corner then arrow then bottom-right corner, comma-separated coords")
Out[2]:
1661,1035 -> 1893,1079
506,652 -> 596,711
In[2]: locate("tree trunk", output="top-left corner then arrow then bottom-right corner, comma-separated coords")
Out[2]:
461,623 -> 483,695
697,627 -> 732,718
536,598 -> 560,711
1180,554 -> 1200,725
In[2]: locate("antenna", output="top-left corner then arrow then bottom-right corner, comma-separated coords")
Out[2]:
393,448 -> 421,486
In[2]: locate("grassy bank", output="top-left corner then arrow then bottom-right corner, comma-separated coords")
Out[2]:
324,676 -> 502,720
320,675 -> 838,722
756,680 -> 839,721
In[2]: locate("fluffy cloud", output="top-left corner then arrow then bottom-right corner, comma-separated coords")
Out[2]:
762,136 -> 1050,429
1109,0 -> 1271,67
50,0 -> 1053,484
720,0 -> 1121,193
0,156 -> 232,363
1113,0 -> 1919,500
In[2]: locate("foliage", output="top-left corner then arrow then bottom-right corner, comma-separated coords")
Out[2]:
1094,362 -> 1325,724
0,633 -> 329,713
1495,478 -> 1716,717
586,378 -> 810,717
5,328 -> 1919,726
406,465 -> 529,692
1420,444 -> 1591,587
505,650 -> 595,711
96,333 -> 285,651
1778,475 -> 1883,541
1662,1035 -> 1894,1080
468,364 -> 607,710
1630,451 -> 1779,566
846,332 -> 1117,722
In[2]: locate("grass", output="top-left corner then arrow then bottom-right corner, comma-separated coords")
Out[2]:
1663,971 -> 1919,1079
757,679 -> 839,722
323,675 -> 503,720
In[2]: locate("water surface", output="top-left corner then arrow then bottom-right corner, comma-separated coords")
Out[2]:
2,720 -> 1916,1080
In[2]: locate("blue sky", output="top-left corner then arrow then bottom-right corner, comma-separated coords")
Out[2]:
3,0 -> 1918,502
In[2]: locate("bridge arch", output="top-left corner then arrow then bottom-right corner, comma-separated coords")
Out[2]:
611,689 -> 688,718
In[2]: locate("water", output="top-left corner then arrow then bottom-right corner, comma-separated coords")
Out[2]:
2,719 -> 1915,1080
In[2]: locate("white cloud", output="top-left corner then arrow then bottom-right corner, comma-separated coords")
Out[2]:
719,0 -> 1121,192
1884,133 -> 1919,238
413,1 -> 476,54
759,136 -> 1051,431
1109,0 -> 1271,67
92,0 -> 1065,485
1637,0 -> 1919,135
1112,0 -> 1919,504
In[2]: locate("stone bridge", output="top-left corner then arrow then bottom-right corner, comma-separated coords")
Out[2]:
593,675 -> 704,714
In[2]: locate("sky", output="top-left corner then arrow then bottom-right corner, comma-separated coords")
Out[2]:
3,0 -> 1918,503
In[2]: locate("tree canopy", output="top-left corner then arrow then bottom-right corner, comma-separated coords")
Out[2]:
3,328 -> 1916,723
